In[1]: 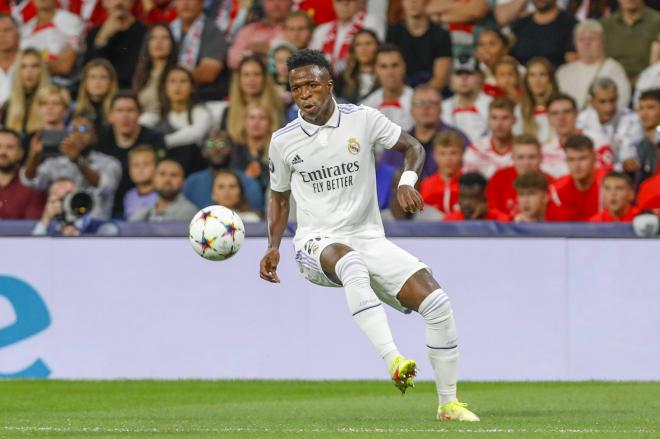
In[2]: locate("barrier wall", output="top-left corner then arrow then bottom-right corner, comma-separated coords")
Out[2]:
1,237 -> 659,380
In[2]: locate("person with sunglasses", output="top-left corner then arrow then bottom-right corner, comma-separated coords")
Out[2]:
20,114 -> 122,220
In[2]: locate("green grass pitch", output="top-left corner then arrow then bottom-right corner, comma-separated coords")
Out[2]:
0,381 -> 658,438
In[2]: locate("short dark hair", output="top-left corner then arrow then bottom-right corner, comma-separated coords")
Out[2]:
489,97 -> 516,114
285,10 -> 315,30
547,93 -> 577,111
458,172 -> 488,192
639,88 -> 660,104
564,134 -> 594,152
513,134 -> 540,149
514,172 -> 549,192
128,144 -> 157,163
376,43 -> 403,60
111,90 -> 142,112
604,170 -> 633,187
286,49 -> 331,73
432,131 -> 464,149
0,128 -> 21,144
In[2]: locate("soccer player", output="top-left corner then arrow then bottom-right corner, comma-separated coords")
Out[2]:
259,50 -> 479,422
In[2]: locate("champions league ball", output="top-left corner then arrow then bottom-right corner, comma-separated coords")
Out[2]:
189,206 -> 245,261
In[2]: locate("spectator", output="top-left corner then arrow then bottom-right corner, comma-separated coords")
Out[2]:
419,131 -> 463,216
487,134 -> 552,217
310,0 -> 384,74
463,97 -> 516,179
129,158 -> 198,221
211,169 -> 261,222
556,20 -> 631,111
123,145 -> 159,219
171,0 -> 230,101
84,0 -> 147,90
441,55 -> 492,144
297,0 -> 337,25
601,0 -> 660,83
97,91 -> 166,217
232,104 -> 273,191
510,0 -> 577,68
228,0 -> 292,70
206,0 -> 254,43
32,177 -> 119,236
139,0 -> 178,25
513,171 -> 558,222
589,171 -> 639,221
141,66 -> 212,175
476,29 -> 515,94
386,0 -> 451,90
637,171 -> 660,210
335,29 -> 380,104
493,0 -> 529,27
222,55 -> 284,145
0,13 -> 19,107
550,134 -> 609,221
269,42 -> 295,105
577,78 -> 644,170
491,56 -> 523,102
184,130 -> 264,211
361,44 -> 415,133
0,128 -> 45,219
20,0 -> 84,82
4,48 -> 49,135
21,115 -> 122,220
633,89 -> 660,184
443,172 -> 511,220
518,58 -> 558,144
133,24 -> 179,116
280,9 -> 315,50
425,0 -> 490,58
542,93 -> 614,178
31,84 -> 70,148
73,59 -> 119,133
634,60 -> 660,107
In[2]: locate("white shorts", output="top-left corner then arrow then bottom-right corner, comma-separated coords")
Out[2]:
293,235 -> 430,313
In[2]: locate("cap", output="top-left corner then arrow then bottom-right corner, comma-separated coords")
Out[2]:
453,54 -> 479,74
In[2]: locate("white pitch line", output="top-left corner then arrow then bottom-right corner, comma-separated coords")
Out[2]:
0,426 -> 656,435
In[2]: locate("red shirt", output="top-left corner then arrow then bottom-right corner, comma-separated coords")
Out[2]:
419,173 -> 460,214
638,174 -> 660,211
486,166 -> 554,217
549,168 -> 609,221
443,209 -> 512,221
0,170 -> 46,219
589,205 -> 640,223
298,0 -> 336,24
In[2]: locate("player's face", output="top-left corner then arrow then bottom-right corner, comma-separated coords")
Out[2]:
433,144 -> 462,177
86,66 -> 113,101
289,65 -> 334,120
0,133 -> 23,172
548,100 -> 577,136
284,16 -> 312,50
155,161 -> 185,200
488,108 -> 515,139
512,143 -> 542,174
240,61 -> 265,98
128,152 -> 157,185
517,188 -> 547,220
458,185 -> 487,219
603,177 -> 633,214
637,98 -> 660,130
566,148 -> 596,181
212,173 -> 242,208
411,89 -> 441,127
375,52 -> 406,91
591,87 -> 617,124
38,93 -> 68,126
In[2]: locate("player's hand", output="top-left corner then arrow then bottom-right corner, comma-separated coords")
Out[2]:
397,185 -> 424,214
260,248 -> 280,283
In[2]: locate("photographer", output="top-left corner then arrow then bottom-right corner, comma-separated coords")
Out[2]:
32,177 -> 118,236
20,114 -> 122,220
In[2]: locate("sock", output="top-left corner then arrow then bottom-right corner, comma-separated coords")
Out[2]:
335,251 -> 400,370
418,288 -> 459,406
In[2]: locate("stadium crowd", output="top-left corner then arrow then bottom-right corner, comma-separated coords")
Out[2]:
0,0 -> 659,235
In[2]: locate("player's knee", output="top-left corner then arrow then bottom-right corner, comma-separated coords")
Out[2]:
335,251 -> 370,285
419,289 -> 458,349
320,243 -> 354,279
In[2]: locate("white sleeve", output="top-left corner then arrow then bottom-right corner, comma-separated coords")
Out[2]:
138,111 -> 160,128
164,105 -> 212,148
268,139 -> 292,192
365,106 -> 402,150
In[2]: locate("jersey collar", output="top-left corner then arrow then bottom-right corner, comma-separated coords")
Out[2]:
298,99 -> 341,137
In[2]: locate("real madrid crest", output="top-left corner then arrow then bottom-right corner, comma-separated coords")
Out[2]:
347,137 -> 360,154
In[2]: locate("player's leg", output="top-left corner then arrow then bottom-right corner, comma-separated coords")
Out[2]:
397,270 -> 479,422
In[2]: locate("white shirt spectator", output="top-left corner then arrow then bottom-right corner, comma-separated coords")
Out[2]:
513,105 -> 553,144
577,106 -> 644,166
462,135 -> 513,178
360,86 -> 415,133
140,105 -> 212,148
0,62 -> 15,106
442,93 -> 492,143
634,61 -> 660,108
21,9 -> 84,59
556,59 -> 631,110
541,130 -> 613,178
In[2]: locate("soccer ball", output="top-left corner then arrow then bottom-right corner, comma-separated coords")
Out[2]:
189,205 -> 246,261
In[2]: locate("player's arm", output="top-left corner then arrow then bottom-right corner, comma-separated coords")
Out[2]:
260,189 -> 290,283
390,131 -> 426,214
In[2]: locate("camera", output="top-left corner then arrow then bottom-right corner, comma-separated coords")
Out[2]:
40,129 -> 68,158
55,191 -> 95,224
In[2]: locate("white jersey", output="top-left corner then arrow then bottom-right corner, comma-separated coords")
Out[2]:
576,107 -> 644,166
541,129 -> 614,179
441,93 -> 492,144
462,135 -> 513,179
269,102 -> 401,245
21,9 -> 84,58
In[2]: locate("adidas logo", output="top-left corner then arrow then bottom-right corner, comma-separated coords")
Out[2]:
292,154 -> 304,165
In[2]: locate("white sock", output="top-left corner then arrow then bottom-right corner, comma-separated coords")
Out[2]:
418,288 -> 459,406
336,251 -> 400,370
